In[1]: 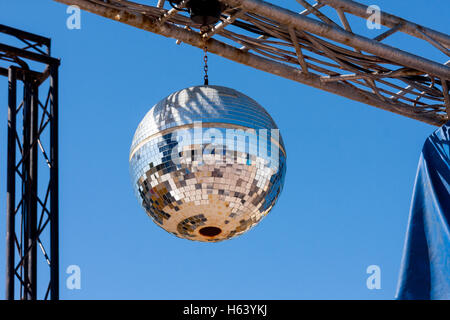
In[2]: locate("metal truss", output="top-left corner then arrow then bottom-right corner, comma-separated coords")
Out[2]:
54,0 -> 450,126
1,24 -> 60,300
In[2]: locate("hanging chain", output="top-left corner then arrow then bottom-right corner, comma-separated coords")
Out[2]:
203,45 -> 209,85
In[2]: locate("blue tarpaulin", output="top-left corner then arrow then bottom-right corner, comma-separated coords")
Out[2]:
396,122 -> 450,300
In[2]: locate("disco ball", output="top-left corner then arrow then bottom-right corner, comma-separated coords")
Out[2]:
129,85 -> 286,242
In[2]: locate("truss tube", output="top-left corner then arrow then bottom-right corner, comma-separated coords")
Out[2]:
22,78 -> 32,299
52,0 -> 443,125
0,44 -> 59,66
6,67 -> 17,300
28,81 -> 39,300
320,0 -> 450,49
50,63 -> 59,300
222,0 -> 450,80
0,24 -> 51,50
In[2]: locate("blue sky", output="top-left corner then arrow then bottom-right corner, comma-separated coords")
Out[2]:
0,0 -> 448,299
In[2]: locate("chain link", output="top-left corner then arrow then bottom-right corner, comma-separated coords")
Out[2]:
203,46 -> 209,85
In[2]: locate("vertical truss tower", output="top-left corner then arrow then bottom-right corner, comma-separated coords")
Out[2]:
1,25 -> 60,300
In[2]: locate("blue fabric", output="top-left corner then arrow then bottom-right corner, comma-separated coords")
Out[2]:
396,121 -> 450,300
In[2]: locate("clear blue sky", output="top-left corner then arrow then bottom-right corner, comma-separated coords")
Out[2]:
0,0 -> 448,299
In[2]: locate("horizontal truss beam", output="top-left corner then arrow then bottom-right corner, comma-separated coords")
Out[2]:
52,0 -> 450,126
224,0 -> 450,80
0,24 -> 51,49
319,0 -> 450,49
